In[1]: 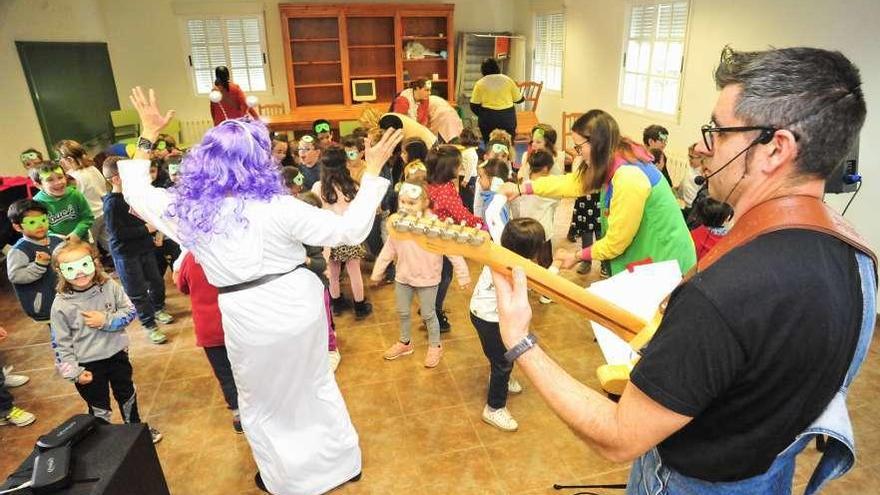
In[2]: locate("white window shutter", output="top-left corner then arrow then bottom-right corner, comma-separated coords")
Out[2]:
620,1 -> 688,116
184,15 -> 269,95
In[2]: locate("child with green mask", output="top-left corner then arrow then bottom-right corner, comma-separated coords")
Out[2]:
29,161 -> 95,243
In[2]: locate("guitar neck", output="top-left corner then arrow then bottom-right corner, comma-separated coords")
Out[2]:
386,213 -> 648,342
483,243 -> 646,340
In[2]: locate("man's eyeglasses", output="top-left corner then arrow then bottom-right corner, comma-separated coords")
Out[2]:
573,135 -> 591,154
701,125 -> 778,152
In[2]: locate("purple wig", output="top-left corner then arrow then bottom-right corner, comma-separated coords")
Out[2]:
166,118 -> 284,247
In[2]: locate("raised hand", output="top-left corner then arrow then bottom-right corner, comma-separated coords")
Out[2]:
364,128 -> 404,176
129,87 -> 175,141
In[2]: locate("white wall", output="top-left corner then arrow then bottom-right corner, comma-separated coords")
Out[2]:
1,0 -> 516,176
0,0 -> 109,175
526,0 -> 880,251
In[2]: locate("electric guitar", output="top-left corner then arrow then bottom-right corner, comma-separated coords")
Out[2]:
387,213 -> 662,394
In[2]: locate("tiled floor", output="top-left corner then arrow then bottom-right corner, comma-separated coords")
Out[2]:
2,201 -> 880,494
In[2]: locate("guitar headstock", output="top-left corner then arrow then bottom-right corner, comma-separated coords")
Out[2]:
387,213 -> 494,264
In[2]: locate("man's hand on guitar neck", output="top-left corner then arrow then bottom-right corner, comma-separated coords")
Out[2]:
491,267 -> 692,463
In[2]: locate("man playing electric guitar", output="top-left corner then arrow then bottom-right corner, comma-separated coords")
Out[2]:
493,46 -> 875,494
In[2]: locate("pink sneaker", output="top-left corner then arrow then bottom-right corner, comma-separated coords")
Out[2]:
384,341 -> 414,360
424,345 -> 443,368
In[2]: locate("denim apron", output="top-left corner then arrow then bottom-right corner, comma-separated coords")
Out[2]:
628,252 -> 877,495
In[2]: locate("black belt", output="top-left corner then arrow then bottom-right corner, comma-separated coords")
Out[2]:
217,264 -> 305,294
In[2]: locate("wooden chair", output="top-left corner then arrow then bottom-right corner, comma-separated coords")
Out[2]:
562,112 -> 584,170
257,103 -> 286,117
516,81 -> 544,112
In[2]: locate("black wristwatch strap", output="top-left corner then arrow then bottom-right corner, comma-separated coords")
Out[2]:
136,136 -> 153,152
504,333 -> 538,362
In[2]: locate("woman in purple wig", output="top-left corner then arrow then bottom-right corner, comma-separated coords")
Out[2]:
119,87 -> 402,495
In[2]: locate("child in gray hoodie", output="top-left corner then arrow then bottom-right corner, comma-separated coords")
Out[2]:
50,240 -> 162,443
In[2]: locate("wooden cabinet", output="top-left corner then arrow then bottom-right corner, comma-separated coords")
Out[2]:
279,3 -> 455,111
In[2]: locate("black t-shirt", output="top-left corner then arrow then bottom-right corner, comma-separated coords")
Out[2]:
631,229 -> 862,482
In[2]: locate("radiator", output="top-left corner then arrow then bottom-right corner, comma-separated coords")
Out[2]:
180,119 -> 213,148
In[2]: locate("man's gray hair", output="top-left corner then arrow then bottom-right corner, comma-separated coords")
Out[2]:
714,46 -> 865,179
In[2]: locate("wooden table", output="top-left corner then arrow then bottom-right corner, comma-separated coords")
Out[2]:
262,103 -> 389,132
263,104 -> 539,141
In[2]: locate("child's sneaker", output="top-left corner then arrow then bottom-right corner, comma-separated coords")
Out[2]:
437,310 -> 451,333
331,296 -> 351,316
147,327 -> 167,345
0,406 -> 36,427
508,377 -> 523,394
383,341 -> 414,360
150,427 -> 163,444
328,350 -> 341,372
2,366 -> 30,388
539,295 -> 553,304
154,310 -> 174,324
482,405 -> 518,432
424,345 -> 443,368
577,261 -> 592,274
232,410 -> 243,434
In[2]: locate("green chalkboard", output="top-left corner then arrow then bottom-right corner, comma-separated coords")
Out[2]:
16,41 -> 120,153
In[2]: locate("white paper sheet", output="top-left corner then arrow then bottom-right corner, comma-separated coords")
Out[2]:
586,260 -> 682,365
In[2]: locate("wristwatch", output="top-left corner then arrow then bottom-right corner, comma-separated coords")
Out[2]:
136,136 -> 153,152
504,333 -> 539,362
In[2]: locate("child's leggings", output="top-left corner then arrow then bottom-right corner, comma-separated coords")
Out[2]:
329,259 -> 365,302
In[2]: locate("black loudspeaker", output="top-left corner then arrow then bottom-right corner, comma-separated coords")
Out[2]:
825,137 -> 860,194
1,423 -> 170,495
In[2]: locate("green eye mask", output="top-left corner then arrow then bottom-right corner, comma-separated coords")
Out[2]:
293,172 -> 304,186
345,149 -> 359,161
168,163 -> 181,175
314,122 -> 331,134
532,128 -> 545,141
491,143 -> 509,155
20,151 -> 40,162
59,254 -> 95,281
38,166 -> 65,181
156,141 -> 168,151
21,214 -> 48,231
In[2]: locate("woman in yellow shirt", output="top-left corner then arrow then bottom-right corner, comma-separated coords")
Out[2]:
470,58 -> 524,144
501,110 -> 696,276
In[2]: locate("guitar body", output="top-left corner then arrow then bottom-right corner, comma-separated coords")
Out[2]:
387,213 -> 661,394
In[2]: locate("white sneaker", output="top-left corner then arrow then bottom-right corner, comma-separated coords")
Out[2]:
328,350 -> 341,373
507,377 -> 523,394
539,295 -> 553,304
154,310 -> 174,324
482,405 -> 518,432
2,366 -> 29,388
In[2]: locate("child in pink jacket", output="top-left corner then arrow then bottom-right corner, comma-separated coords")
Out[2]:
372,180 -> 470,368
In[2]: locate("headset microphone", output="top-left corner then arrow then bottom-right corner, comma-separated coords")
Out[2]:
693,128 -> 776,186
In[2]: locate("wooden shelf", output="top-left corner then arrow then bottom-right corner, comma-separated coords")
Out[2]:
294,83 -> 344,89
290,37 -> 339,42
403,57 -> 447,63
348,44 -> 395,49
350,74 -> 396,79
402,36 -> 447,40
292,60 -> 341,66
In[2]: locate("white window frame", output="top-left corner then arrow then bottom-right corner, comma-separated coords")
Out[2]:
532,11 -> 565,93
617,0 -> 691,122
178,14 -> 273,97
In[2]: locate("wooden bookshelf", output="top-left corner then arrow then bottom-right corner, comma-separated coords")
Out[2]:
280,3 -> 455,112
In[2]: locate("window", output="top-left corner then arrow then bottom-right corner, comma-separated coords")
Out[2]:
532,12 -> 564,92
619,1 -> 689,116
183,16 -> 270,95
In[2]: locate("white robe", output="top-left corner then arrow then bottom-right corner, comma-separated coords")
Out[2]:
119,159 -> 389,495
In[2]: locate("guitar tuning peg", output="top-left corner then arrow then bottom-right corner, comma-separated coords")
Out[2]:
444,217 -> 454,224
469,233 -> 486,246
